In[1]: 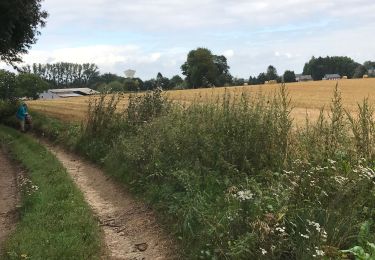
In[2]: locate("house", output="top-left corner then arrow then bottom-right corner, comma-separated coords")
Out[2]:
39,88 -> 99,100
323,74 -> 341,80
296,74 -> 313,82
368,68 -> 375,76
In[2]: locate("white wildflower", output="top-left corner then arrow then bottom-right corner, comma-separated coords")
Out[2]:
307,220 -> 321,232
333,176 -> 348,185
275,226 -> 286,233
312,247 -> 325,257
357,165 -> 375,180
300,233 -> 309,239
260,248 -> 267,255
321,229 -> 328,242
328,159 -> 336,164
234,190 -> 254,201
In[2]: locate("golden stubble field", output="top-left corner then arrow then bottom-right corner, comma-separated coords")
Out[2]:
28,78 -> 375,124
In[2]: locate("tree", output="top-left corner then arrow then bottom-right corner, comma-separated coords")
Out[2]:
107,81 -> 125,92
143,79 -> 157,90
181,48 -> 232,88
232,78 -> 245,86
169,75 -> 184,89
15,73 -> 49,99
181,48 -> 217,88
0,0 -> 48,65
0,70 -> 48,100
363,61 -> 375,70
257,73 -> 267,84
0,70 -> 16,100
156,72 -> 170,89
96,73 -> 124,84
353,65 -> 367,78
124,78 -> 140,92
266,65 -> 278,81
283,70 -> 296,83
248,76 -> 258,85
213,55 -> 232,86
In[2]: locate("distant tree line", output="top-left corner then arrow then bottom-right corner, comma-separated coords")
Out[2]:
22,63 -> 100,88
246,56 -> 375,85
8,51 -> 375,97
303,56 -> 359,80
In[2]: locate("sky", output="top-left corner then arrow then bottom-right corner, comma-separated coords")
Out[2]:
1,0 -> 375,79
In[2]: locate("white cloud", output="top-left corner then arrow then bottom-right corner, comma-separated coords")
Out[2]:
2,0 -> 375,79
223,49 -> 234,58
42,0 -> 375,32
19,45 -> 164,75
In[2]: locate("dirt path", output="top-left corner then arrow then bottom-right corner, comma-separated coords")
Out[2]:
0,149 -> 19,251
43,143 -> 177,260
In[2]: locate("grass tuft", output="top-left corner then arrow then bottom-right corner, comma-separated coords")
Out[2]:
0,126 -> 102,260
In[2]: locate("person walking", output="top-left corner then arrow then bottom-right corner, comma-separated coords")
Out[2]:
16,102 -> 28,132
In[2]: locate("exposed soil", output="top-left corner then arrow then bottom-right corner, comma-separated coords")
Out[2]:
0,149 -> 19,252
43,143 -> 177,260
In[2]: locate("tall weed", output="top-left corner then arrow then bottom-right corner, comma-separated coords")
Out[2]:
31,85 -> 375,259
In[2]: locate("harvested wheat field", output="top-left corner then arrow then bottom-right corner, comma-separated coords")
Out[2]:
28,78 -> 375,123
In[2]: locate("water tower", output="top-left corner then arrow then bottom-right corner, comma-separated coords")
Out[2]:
124,69 -> 136,79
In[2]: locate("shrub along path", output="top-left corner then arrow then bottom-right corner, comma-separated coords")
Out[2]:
0,150 -> 19,251
41,140 -> 177,259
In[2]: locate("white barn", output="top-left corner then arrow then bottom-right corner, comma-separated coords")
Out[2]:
323,74 -> 341,80
39,88 -> 99,100
296,74 -> 313,82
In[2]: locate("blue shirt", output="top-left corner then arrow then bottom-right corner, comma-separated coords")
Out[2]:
16,105 -> 28,120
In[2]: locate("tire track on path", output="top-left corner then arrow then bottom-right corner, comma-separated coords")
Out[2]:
43,142 -> 177,260
0,149 -> 19,252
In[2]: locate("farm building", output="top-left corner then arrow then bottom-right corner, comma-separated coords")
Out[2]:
39,88 -> 99,100
296,74 -> 313,82
323,74 -> 341,80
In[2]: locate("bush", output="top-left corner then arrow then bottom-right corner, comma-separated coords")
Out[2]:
0,100 -> 18,126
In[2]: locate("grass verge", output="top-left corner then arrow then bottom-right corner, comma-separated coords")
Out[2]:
0,125 -> 102,259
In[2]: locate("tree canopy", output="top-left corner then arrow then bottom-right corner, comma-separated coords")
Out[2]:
0,0 -> 48,65
266,65 -> 278,81
16,73 -> 49,99
181,48 -> 232,88
283,70 -> 296,83
0,70 -> 49,100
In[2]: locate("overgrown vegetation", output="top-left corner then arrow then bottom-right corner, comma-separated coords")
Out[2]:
28,85 -> 375,259
0,126 -> 102,259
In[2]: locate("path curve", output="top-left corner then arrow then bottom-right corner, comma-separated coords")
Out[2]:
0,149 -> 19,250
43,142 -> 177,260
